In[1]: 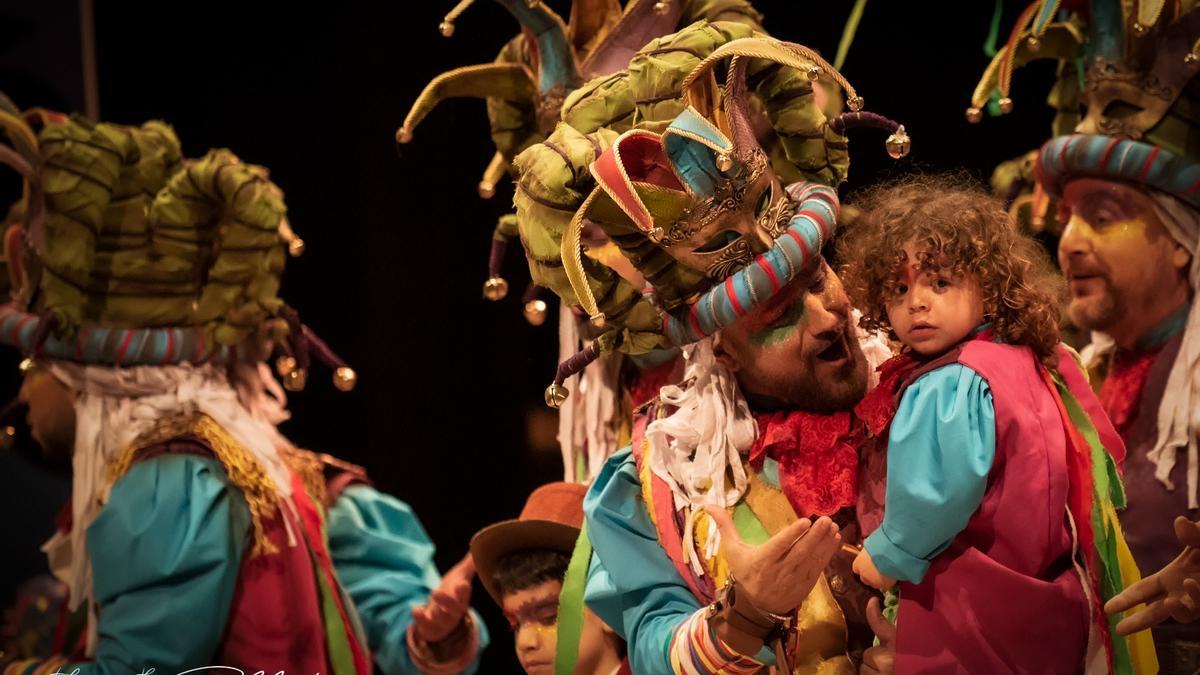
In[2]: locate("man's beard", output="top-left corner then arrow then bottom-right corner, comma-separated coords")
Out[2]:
753,340 -> 869,413
1067,278 -> 1123,332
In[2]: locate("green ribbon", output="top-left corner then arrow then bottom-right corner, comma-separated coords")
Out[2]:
555,526 -> 593,675
834,0 -> 869,71
1052,372 -> 1134,675
984,0 -> 1004,57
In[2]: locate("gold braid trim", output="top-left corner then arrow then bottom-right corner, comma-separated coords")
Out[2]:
280,446 -> 328,509
109,413 -> 281,556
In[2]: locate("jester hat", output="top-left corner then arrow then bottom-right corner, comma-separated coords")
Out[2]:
0,96 -> 354,391
397,1 -> 766,320
529,37 -> 908,405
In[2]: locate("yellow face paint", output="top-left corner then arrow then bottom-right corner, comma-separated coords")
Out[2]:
1067,213 -> 1149,244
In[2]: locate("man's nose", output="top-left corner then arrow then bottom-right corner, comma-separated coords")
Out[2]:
1058,215 -> 1094,264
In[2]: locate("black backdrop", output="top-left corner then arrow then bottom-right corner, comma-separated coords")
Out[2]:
0,1 -> 1059,671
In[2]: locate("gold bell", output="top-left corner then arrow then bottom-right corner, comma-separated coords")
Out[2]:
478,181 -> 496,199
1187,52 -> 1200,65
589,312 -> 607,329
807,67 -> 822,81
965,107 -> 983,124
1132,22 -> 1147,36
288,237 -> 306,257
275,355 -> 298,377
545,383 -> 569,408
17,357 -> 34,373
333,366 -> 357,392
715,154 -> 733,172
0,425 -> 13,450
653,0 -> 671,15
284,367 -> 308,392
483,277 -> 509,301
524,299 -> 548,326
997,97 -> 1014,114
396,127 -> 413,144
885,126 -> 911,159
847,96 -> 864,112
439,21 -> 455,37
1026,35 -> 1041,51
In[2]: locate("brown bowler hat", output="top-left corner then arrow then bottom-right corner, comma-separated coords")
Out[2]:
470,481 -> 587,604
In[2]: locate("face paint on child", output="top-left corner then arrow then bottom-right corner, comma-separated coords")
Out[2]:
502,580 -> 561,675
885,242 -> 985,356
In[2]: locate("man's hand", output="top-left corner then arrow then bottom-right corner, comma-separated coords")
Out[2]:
1105,517 -> 1200,635
413,554 -> 475,643
852,549 -> 896,591
860,596 -> 896,675
705,507 -> 841,615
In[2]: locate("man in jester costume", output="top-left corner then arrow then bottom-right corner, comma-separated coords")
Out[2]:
972,1 -> 1200,671
398,0 -> 854,483
508,35 -> 914,673
0,100 -> 488,675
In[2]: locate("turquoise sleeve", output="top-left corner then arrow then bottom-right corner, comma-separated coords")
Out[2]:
327,484 -> 487,674
68,454 -> 249,675
863,364 -> 996,583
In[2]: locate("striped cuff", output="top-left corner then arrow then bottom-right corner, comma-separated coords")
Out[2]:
668,608 -> 764,674
3,656 -> 71,675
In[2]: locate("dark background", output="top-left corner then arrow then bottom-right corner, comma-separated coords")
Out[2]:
0,1 -> 1059,671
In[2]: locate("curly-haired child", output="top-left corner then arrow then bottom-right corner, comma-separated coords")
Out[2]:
839,175 -> 1155,674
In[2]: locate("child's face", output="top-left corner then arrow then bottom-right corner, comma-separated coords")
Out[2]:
885,242 -> 985,356
503,579 -> 561,675
501,579 -> 617,675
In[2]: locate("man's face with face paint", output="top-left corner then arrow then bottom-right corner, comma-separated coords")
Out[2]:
716,258 -> 869,412
1058,178 -> 1192,347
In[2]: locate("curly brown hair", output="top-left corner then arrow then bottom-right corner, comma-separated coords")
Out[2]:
837,173 -> 1065,364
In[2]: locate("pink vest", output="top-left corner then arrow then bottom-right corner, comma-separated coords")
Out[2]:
892,342 -> 1092,674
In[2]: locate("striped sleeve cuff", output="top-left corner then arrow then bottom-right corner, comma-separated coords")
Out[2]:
668,608 -> 764,674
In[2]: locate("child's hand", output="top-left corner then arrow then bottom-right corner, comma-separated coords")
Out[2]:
853,548 -> 896,590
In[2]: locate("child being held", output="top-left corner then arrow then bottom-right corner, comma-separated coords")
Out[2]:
840,175 -> 1152,674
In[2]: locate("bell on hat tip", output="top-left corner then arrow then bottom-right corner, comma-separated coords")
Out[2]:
478,181 -> 496,199
17,357 -> 34,374
284,367 -> 308,392
1187,52 -> 1200,65
524,299 -> 548,326
439,20 -> 455,37
396,127 -> 413,144
589,312 -> 607,329
288,237 -> 306,257
885,126 -> 911,160
545,383 -> 569,408
715,154 -> 733,172
483,277 -> 509,301
333,366 -> 357,392
275,355 -> 298,377
847,96 -> 865,112
1026,35 -> 1041,51
998,97 -> 1014,114
965,107 -> 983,124
653,0 -> 671,15
807,67 -> 822,81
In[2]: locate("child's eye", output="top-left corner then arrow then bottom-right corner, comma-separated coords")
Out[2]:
537,610 -> 559,627
934,277 -> 951,289
895,283 -> 908,295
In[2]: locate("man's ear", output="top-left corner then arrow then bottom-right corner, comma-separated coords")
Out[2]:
712,333 -> 741,373
1171,241 -> 1192,274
